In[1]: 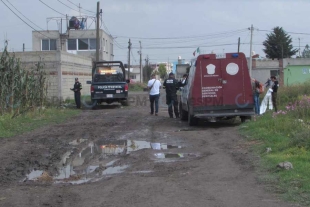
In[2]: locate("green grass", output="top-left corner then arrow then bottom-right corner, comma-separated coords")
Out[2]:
0,108 -> 81,138
240,82 -> 310,206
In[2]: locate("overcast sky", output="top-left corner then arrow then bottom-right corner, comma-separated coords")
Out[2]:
1,0 -> 310,64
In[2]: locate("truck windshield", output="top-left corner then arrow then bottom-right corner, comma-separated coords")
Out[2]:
93,66 -> 124,82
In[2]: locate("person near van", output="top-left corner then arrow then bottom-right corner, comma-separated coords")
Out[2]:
163,72 -> 179,118
259,78 -> 273,114
270,76 -> 279,112
70,78 -> 82,109
178,73 -> 188,87
251,78 -> 260,115
147,74 -> 161,116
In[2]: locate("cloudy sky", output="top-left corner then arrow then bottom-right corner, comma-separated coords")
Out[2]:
1,0 -> 310,64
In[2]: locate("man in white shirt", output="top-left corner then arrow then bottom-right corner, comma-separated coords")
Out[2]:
147,74 -> 161,116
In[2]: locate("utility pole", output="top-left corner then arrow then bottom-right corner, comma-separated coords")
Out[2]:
237,37 -> 240,53
79,3 -> 81,17
23,43 -> 25,52
249,24 -> 254,77
96,1 -> 100,62
298,38 -> 301,57
128,39 -> 132,80
138,41 -> 142,83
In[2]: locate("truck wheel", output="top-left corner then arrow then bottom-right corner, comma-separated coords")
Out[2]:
91,100 -> 98,110
188,106 -> 198,126
121,99 -> 129,106
179,102 -> 188,121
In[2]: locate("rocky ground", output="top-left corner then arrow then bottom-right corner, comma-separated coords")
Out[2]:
0,92 -> 299,207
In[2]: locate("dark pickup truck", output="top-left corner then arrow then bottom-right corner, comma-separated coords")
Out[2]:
86,61 -> 130,108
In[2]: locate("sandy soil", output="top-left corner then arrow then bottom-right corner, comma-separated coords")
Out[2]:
0,92 -> 299,207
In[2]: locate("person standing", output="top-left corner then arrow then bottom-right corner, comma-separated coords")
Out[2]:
271,76 -> 279,112
163,72 -> 179,118
71,78 -> 82,109
147,74 -> 161,116
251,78 -> 260,115
178,73 -> 188,87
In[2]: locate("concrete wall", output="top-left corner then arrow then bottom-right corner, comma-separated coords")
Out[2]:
59,52 -> 92,100
5,51 -> 92,101
251,58 -> 281,84
32,31 -> 60,51
12,51 -> 61,98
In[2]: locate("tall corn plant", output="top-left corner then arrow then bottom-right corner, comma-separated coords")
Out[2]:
0,45 -> 47,117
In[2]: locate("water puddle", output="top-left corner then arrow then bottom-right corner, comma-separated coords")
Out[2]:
24,139 -> 181,185
98,139 -> 182,155
154,153 -> 198,159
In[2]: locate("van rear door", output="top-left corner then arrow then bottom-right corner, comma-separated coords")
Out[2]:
221,55 -> 251,107
198,58 -> 223,107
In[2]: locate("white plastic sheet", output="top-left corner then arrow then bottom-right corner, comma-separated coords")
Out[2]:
260,88 -> 273,114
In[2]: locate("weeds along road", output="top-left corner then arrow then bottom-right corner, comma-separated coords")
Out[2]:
0,92 -> 298,207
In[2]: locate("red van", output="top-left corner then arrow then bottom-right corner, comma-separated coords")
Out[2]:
179,53 -> 254,126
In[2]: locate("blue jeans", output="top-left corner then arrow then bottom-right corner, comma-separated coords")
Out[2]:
254,93 -> 260,115
150,94 -> 160,114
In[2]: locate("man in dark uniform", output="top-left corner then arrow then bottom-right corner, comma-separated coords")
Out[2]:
163,72 -> 179,118
71,78 -> 82,109
271,76 -> 279,112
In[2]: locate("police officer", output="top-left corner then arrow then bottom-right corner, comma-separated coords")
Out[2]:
71,78 -> 82,109
163,72 -> 179,118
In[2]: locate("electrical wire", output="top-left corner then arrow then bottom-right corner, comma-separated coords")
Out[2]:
1,0 -> 53,39
57,0 -> 88,16
114,29 -> 248,40
258,29 -> 310,36
130,50 -> 137,63
66,0 -> 96,14
39,0 -> 66,16
6,0 -> 45,31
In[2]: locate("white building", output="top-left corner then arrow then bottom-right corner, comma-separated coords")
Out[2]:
32,29 -> 114,61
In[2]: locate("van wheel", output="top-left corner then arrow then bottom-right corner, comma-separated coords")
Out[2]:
179,102 -> 188,121
240,116 -> 246,123
188,107 -> 198,126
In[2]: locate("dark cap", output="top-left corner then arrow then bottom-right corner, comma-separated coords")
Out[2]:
169,72 -> 174,76
75,78 -> 78,81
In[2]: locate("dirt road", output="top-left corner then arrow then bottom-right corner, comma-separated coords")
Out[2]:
0,92 -> 298,207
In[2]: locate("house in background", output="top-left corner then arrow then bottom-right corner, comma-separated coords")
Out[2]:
283,58 -> 310,86
32,29 -> 114,61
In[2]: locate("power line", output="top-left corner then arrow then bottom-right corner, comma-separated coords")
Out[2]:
114,29 -> 248,40
131,50 -> 137,63
39,0 -> 66,16
67,0 -> 96,14
57,0 -> 88,16
258,29 -> 310,36
1,0 -> 52,39
6,0 -> 45,30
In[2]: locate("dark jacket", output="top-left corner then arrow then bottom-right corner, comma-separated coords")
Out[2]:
163,77 -> 179,96
73,82 -> 82,93
272,80 -> 279,93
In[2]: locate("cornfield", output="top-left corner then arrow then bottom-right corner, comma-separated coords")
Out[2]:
0,45 -> 47,117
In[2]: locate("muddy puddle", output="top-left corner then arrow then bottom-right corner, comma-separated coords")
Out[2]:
24,139 -> 182,185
